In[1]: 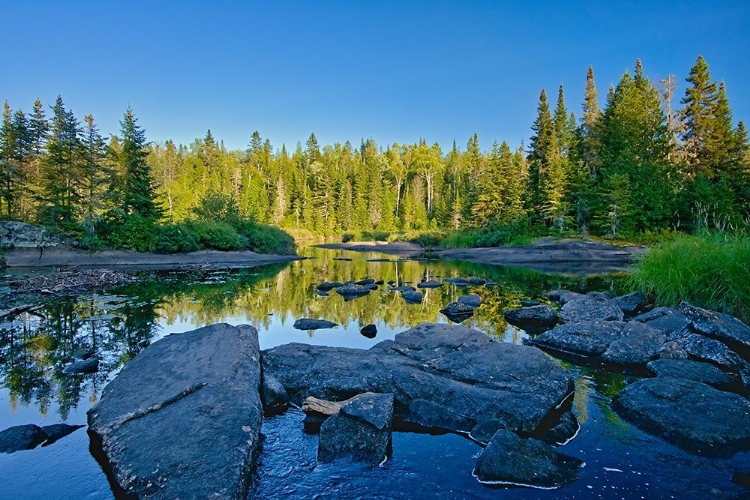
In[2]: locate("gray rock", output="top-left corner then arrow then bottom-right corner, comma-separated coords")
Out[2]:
470,419 -> 507,445
445,277 -> 471,287
335,283 -> 371,300
504,305 -> 558,333
315,290 -> 329,297
657,340 -> 690,360
262,374 -> 288,409
601,322 -> 666,366
389,285 -> 416,293
87,323 -> 263,500
406,398 -> 476,433
485,281 -> 499,288
613,291 -> 649,317
316,281 -> 342,291
531,320 -> 626,358
318,393 -> 393,465
262,323 -> 573,435
417,280 -> 443,289
0,221 -> 64,248
679,302 -> 750,351
468,278 -> 486,286
401,290 -> 423,304
560,296 -> 624,323
539,411 -> 580,445
474,430 -> 583,488
741,369 -> 750,394
520,299 -> 540,307
356,278 -> 376,286
458,294 -> 482,308
587,291 -> 614,300
40,423 -> 83,445
360,324 -> 377,339
548,290 -> 583,305
440,302 -> 475,323
632,307 -> 689,335
675,334 -> 750,373
63,356 -> 100,375
365,283 -> 379,291
612,377 -> 750,456
293,318 -> 338,330
0,424 -> 48,453
647,359 -> 735,391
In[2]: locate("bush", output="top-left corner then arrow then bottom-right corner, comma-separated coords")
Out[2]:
342,233 -> 354,243
234,221 -> 296,255
105,215 -> 157,252
154,223 -> 202,253
439,222 -> 536,249
190,221 -> 246,251
628,232 -> 750,323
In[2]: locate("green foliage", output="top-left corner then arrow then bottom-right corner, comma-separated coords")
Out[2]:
190,221 -> 246,251
628,232 -> 750,323
233,220 -> 296,255
192,191 -> 240,224
154,223 -> 202,253
105,215 -> 157,252
342,233 -> 354,243
440,222 -> 537,249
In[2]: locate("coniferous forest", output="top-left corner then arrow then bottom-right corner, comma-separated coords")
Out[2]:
1,57 -> 748,253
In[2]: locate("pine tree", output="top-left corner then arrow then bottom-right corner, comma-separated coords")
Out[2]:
81,114 -> 108,237
118,108 -> 159,221
528,89 -> 565,224
680,56 -> 718,177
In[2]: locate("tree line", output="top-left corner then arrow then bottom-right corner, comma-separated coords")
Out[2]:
1,56 -> 748,249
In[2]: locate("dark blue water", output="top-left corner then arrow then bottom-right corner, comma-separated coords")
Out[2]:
1,247 -> 748,499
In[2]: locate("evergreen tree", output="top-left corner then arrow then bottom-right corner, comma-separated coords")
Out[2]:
528,89 -> 566,224
0,102 -> 19,218
117,108 -> 160,221
81,114 -> 108,237
680,55 -> 718,177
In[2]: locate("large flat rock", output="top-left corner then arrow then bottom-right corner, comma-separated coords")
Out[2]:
612,377 -> 750,457
87,323 -> 263,499
262,323 -> 573,434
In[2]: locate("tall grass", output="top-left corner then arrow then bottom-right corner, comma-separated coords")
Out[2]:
628,232 -> 750,322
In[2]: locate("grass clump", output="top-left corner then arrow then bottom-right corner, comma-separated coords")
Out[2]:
628,232 -> 750,322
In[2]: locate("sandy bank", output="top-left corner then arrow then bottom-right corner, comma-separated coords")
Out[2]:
315,241 -> 424,256
3,245 -> 298,270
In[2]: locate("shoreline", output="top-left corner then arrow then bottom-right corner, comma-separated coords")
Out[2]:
315,241 -> 424,256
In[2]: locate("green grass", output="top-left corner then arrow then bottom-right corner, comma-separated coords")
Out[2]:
628,232 -> 750,323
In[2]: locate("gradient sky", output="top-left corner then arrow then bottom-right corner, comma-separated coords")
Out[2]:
3,1 -> 749,152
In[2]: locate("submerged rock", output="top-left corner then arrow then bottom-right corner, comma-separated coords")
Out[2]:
360,324 -> 377,339
560,296 -> 624,323
355,278 -> 375,286
504,305 -> 558,333
335,283 -> 371,300
87,323 -> 263,500
474,430 -> 583,488
445,277 -> 471,287
457,294 -> 482,308
316,281 -> 342,291
62,356 -> 100,375
646,359 -> 735,391
468,278 -> 486,286
440,302 -> 475,323
612,377 -> 750,457
293,318 -> 338,330
262,323 -> 573,435
417,280 -> 442,289
401,290 -> 423,304
318,392 -> 394,465
41,423 -> 83,445
389,285 -> 416,293
539,411 -> 580,446
0,424 -> 48,453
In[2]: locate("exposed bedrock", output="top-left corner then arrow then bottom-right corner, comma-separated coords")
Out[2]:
262,323 -> 573,435
87,323 -> 263,500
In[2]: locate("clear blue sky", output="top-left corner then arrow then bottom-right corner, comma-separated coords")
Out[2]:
3,1 -> 749,153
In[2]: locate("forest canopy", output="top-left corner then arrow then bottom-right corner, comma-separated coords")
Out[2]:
0,56 -> 747,252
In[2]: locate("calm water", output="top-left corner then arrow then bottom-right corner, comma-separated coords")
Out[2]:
1,247 -> 748,499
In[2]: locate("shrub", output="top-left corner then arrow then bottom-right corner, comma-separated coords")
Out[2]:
342,233 -> 354,243
105,215 -> 157,252
190,221 -> 246,251
154,223 -> 202,253
234,221 -> 297,255
628,232 -> 750,323
374,231 -> 390,241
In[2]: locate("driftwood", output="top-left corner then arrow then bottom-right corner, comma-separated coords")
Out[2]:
10,269 -> 134,295
0,304 -> 37,320
302,395 -> 362,416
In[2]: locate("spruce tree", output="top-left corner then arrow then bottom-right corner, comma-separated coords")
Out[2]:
680,56 -> 718,177
118,108 -> 159,221
81,114 -> 108,237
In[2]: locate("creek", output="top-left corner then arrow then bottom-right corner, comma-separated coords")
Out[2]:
0,247 -> 748,499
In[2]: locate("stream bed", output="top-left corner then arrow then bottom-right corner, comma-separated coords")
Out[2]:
1,247 -> 748,499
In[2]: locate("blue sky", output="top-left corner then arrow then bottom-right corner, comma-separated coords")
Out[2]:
3,1 -> 749,152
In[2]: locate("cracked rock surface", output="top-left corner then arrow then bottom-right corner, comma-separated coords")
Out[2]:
87,323 -> 262,500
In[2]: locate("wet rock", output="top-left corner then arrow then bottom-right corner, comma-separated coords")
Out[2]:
445,277 -> 470,287
587,291 -> 614,300
335,282 -> 371,300
539,411 -> 579,445
458,294 -> 481,308
293,318 -> 338,330
0,424 -> 48,453
41,423 -> 83,445
417,280 -> 442,289
612,377 -> 750,456
360,324 -> 377,339
401,290 -> 423,304
646,359 -> 735,391
263,323 -> 573,435
679,302 -> 750,351
388,286 -> 416,293
374,279 -> 384,285
316,281 -> 342,291
87,323 -> 263,500
732,472 -> 750,489
440,302 -> 475,323
520,299 -> 540,307
315,290 -> 329,297
531,320 -> 626,359
318,393 -> 394,465
601,322 -> 666,366
63,356 -> 100,375
613,291 -> 649,317
741,369 -> 750,394
632,307 -> 690,336
468,278 -> 486,286
560,296 -> 624,323
262,373 -> 289,409
405,399 -> 476,432
675,334 -> 750,373
504,305 -> 558,333
470,419 -> 507,445
355,278 -> 375,286
365,283 -> 379,291
474,430 -> 583,488
656,340 -> 690,360
548,290 -> 583,305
